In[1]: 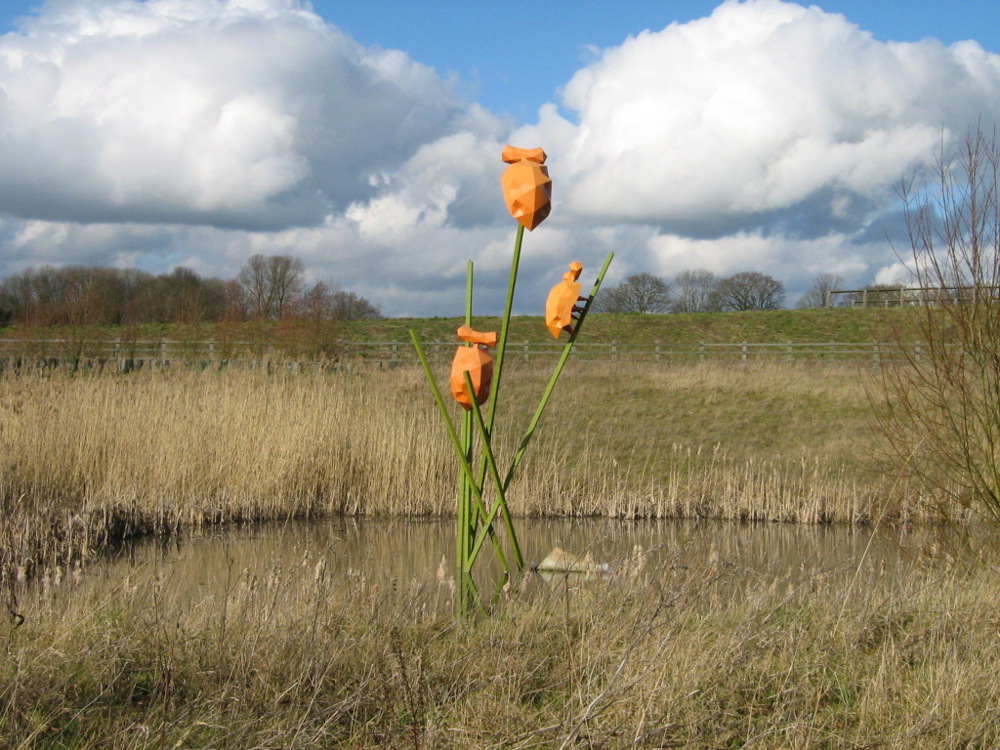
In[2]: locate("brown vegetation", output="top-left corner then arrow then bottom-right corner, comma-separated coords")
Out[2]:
0,254 -> 380,327
3,535 -> 998,747
875,128 -> 1000,523
0,359 -> 932,590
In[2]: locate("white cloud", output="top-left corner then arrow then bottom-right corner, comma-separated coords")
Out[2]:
524,0 -> 1000,234
874,261 -> 914,287
2,0 -> 1000,316
0,0 -> 493,228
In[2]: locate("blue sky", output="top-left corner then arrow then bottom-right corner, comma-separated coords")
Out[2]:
2,0 -> 1000,315
317,1 -> 1000,120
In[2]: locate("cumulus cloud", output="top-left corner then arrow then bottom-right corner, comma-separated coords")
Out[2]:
0,0 -> 494,228
2,0 -> 1000,315
524,0 -> 1000,237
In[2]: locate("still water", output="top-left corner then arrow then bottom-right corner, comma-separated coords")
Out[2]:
39,517 -> 939,607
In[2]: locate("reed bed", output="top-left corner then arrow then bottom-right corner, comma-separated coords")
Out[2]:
3,538 -> 999,748
0,360 -> 930,583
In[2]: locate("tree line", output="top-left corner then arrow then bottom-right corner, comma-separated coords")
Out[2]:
595,270 -> 879,313
596,269 -> 787,314
0,255 -> 381,326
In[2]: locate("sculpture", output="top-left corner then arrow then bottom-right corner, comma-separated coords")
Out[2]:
409,143 -> 614,615
450,325 -> 498,410
500,145 -> 552,231
545,261 -> 586,339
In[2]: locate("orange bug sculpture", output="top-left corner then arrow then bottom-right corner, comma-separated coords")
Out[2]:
500,146 -> 552,231
450,324 -> 499,410
545,261 -> 587,339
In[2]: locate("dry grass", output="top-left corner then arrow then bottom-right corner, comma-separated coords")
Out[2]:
3,537 -> 1000,748
0,360 -> 934,584
0,359 -> 992,747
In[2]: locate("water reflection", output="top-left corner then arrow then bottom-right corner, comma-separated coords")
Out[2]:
35,517 -> 937,610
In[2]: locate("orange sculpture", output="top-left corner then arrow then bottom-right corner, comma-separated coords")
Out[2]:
500,146 -> 552,231
545,261 -> 586,339
450,325 -> 499,409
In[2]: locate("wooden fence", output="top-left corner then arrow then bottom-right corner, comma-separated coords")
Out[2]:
0,338 -> 935,373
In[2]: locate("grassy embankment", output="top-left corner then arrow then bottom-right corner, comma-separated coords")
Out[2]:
0,305 -> 904,355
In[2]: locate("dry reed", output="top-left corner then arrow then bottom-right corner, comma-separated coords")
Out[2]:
0,360 -> 933,584
3,535 -> 998,748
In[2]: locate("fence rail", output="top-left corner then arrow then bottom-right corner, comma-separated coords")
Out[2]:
0,338 -> 936,373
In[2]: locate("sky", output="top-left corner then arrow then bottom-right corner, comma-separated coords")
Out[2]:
2,0 -> 1000,316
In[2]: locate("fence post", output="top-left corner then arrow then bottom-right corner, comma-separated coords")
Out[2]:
741,342 -> 747,362
655,341 -> 661,363
872,341 -> 879,364
391,342 -> 398,368
523,341 -> 529,363
611,340 -> 617,361
915,341 -> 921,362
159,340 -> 167,367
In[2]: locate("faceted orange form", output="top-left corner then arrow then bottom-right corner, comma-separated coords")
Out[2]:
450,325 -> 499,410
500,145 -> 552,231
545,261 -> 585,339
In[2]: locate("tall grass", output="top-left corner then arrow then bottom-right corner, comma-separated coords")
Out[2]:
3,539 -> 998,748
0,360 -> 931,583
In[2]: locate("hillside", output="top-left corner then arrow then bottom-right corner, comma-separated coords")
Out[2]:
340,306 -> 906,345
0,307 -> 913,352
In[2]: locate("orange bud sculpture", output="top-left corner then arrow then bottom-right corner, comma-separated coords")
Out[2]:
450,325 -> 499,410
545,261 -> 586,339
500,145 -> 552,231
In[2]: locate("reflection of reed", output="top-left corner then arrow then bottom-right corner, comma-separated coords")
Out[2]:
0,361 -> 935,585
30,518 -> 926,613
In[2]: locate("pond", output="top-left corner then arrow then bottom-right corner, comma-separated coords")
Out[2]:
25,516 -> 942,615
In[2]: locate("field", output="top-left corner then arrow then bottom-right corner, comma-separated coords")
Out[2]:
0,307 -> 994,748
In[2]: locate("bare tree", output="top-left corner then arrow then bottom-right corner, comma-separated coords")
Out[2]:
301,281 -> 381,321
597,273 -> 671,313
267,255 -> 304,319
796,273 -> 845,308
237,254 -> 304,320
714,271 -> 785,311
239,255 -> 271,320
302,281 -> 334,322
874,127 -> 1000,523
671,269 -> 719,313
331,290 -> 381,319
0,258 -> 374,326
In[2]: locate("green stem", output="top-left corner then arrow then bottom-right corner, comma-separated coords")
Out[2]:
487,223 -> 525,429
463,372 -> 523,571
409,331 -> 510,576
471,252 -> 615,562
457,261 -> 474,582
501,251 -> 614,492
471,223 -> 524,551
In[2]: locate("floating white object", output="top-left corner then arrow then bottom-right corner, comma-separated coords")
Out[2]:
534,546 -> 609,574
